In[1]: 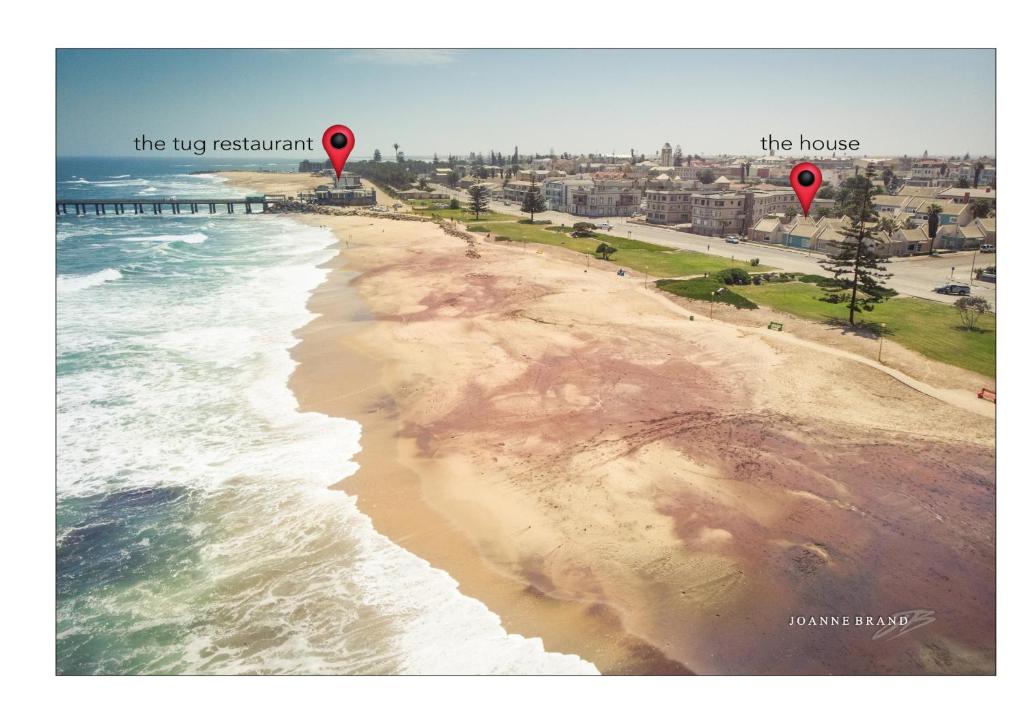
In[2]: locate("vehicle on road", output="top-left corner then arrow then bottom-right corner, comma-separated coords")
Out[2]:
935,283 -> 971,296
595,222 -> 613,230
725,235 -> 740,244
980,244 -> 995,253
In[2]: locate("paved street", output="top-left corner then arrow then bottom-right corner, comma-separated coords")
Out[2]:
445,187 -> 996,308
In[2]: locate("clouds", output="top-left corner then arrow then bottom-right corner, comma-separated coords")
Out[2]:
338,49 -> 459,66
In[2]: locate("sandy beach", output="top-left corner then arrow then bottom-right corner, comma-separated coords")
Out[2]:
228,173 -> 995,674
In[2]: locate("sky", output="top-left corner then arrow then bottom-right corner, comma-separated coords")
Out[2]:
56,49 -> 996,159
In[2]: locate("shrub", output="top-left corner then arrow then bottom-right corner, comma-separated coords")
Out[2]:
716,267 -> 752,285
750,257 -> 760,267
573,222 -> 597,237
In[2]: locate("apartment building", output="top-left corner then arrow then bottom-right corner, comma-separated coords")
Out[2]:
691,192 -> 746,236
543,176 -> 641,217
501,180 -> 536,205
645,189 -> 692,224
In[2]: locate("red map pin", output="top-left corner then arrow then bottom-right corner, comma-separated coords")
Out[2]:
322,124 -> 355,180
789,162 -> 822,217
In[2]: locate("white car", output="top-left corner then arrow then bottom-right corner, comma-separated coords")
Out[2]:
594,222 -> 613,230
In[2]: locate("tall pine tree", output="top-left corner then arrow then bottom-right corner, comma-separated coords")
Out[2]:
520,176 -> 546,222
818,172 -> 893,325
467,184 -> 490,220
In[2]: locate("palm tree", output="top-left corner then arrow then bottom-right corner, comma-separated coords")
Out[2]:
926,203 -> 943,254
973,162 -> 984,188
393,143 -> 400,162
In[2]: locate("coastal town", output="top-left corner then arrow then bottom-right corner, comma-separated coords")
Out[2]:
300,144 -> 995,254
280,144 -> 996,373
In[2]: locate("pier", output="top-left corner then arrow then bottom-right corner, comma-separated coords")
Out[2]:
56,197 -> 269,216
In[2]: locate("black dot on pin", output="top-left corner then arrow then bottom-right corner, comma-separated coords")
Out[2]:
797,170 -> 816,187
330,133 -> 347,150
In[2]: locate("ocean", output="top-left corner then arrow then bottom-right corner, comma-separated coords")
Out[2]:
56,157 -> 597,675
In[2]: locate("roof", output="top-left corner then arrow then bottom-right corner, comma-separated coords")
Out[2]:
752,218 -> 780,233
714,175 -> 731,184
895,185 -> 942,197
788,221 -> 818,237
816,228 -> 847,243
896,226 -> 930,242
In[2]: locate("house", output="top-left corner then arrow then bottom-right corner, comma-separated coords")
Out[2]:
976,217 -> 996,244
873,194 -> 970,227
891,226 -> 931,255
934,221 -> 987,250
749,216 -> 783,244
785,218 -> 825,250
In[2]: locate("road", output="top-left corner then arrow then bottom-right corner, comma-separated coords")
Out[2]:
444,185 -> 996,308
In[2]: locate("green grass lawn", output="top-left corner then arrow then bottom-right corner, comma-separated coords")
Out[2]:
656,278 -> 759,310
466,221 -> 763,278
741,282 -> 995,377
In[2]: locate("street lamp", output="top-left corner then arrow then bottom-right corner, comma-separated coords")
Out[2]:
878,323 -> 886,362
709,287 -> 724,320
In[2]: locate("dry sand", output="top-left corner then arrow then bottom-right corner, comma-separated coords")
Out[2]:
229,174 -> 995,674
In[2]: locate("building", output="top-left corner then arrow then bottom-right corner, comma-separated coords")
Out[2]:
746,213 -> 944,257
749,216 -> 784,244
890,226 -> 931,256
659,143 -> 673,167
934,221 -> 988,250
299,173 -> 376,206
691,192 -> 746,236
691,187 -> 828,237
298,159 -> 331,173
543,176 -> 641,217
502,180 -> 537,205
873,194 -> 971,227
645,189 -> 692,224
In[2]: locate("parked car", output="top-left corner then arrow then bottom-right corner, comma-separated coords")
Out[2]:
725,235 -> 740,244
980,244 -> 995,253
594,222 -> 613,230
935,283 -> 971,296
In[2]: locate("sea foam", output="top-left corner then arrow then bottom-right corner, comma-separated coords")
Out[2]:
57,267 -> 122,293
